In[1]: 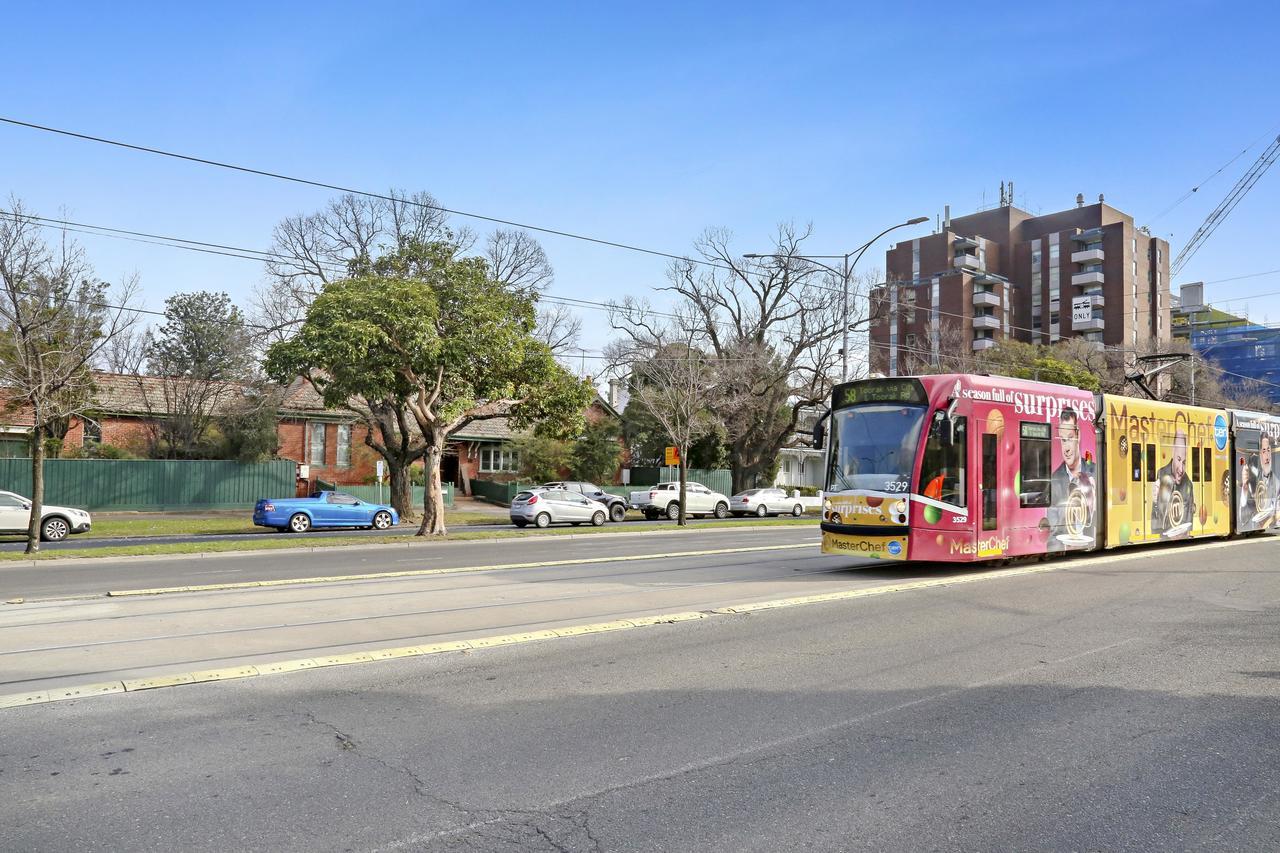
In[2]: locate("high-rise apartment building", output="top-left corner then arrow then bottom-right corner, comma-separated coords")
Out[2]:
869,196 -> 1171,374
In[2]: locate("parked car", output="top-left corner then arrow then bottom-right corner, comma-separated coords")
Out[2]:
510,487 -> 608,528
730,487 -> 805,518
628,482 -> 731,521
253,491 -> 399,533
0,490 -> 92,541
539,481 -> 628,522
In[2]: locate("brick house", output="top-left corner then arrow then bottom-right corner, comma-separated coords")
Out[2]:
3,373 -> 624,493
447,396 -> 624,489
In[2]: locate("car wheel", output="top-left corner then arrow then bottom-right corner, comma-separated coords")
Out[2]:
791,503 -> 804,517
591,510 -> 606,527
714,502 -> 729,519
372,510 -> 393,530
610,503 -> 626,523
40,517 -> 69,542
513,519 -> 528,528
288,513 -> 311,533
665,502 -> 681,521
755,504 -> 768,517
535,513 -> 551,529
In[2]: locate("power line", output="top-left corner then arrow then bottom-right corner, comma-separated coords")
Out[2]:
1146,121 -> 1280,224
0,115 -> 738,274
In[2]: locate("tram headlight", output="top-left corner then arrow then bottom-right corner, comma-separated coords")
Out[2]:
822,499 -> 832,520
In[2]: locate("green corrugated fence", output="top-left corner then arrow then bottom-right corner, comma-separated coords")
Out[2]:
341,484 -> 453,509
468,478 -> 529,506
627,467 -> 732,494
0,458 -> 297,511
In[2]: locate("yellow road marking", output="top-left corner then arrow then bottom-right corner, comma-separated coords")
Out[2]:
5,535 -> 1273,710
104,542 -> 816,597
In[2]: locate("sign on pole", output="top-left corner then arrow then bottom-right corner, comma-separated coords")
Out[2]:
376,460 -> 385,504
1071,296 -> 1093,324
664,446 -> 680,466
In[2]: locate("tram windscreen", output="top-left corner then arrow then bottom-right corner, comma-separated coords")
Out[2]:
825,404 -> 925,494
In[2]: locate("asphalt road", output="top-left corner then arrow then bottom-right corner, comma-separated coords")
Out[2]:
0,512 -> 808,552
0,524 -> 820,600
2,535 -> 1278,851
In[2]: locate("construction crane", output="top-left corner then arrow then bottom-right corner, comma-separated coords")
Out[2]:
1172,133 -> 1280,278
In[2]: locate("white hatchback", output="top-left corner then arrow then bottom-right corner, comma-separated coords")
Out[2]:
0,490 -> 92,541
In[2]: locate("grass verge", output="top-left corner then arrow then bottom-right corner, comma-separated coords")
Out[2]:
0,517 -> 818,561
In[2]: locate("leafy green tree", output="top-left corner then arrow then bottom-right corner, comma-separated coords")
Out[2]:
267,240 -> 591,535
218,389 -> 282,463
621,396 -> 728,469
511,435 -> 570,483
569,418 -> 623,484
140,291 -> 256,458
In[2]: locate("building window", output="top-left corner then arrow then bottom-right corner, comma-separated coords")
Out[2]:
309,422 -> 326,467
336,424 -> 352,468
480,447 -> 519,473
84,418 -> 102,447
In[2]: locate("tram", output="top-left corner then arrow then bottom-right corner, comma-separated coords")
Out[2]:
818,374 -> 1280,562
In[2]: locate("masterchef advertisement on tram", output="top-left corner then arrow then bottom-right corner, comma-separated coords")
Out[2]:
1233,410 -> 1280,533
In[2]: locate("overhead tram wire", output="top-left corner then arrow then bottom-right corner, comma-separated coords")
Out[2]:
1146,121 -> 1280,224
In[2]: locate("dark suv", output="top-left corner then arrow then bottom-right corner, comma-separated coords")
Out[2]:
539,481 -> 628,522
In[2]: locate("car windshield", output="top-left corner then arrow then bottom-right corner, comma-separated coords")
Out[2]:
825,403 -> 926,494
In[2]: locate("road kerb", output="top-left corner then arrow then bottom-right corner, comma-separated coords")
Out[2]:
5,535 -> 1272,710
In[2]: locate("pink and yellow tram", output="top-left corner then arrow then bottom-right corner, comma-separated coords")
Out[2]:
819,374 -> 1278,562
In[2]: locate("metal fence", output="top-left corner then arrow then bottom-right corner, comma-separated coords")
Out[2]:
629,467 -> 733,496
468,478 -> 530,506
339,484 -> 453,508
0,458 -> 297,511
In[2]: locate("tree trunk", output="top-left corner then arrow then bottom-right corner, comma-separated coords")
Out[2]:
677,455 -> 687,527
417,443 -> 447,537
25,421 -> 45,555
386,459 -> 415,521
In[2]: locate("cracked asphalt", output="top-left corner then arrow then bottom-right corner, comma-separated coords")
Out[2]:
2,537 -> 1278,851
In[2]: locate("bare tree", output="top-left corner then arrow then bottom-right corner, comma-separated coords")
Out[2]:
607,322 -> 719,526
534,301 -> 582,355
486,229 -> 554,294
0,202 -> 137,553
621,224 -> 850,492
255,190 -> 452,341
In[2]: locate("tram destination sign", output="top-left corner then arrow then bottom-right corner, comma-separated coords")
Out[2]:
835,379 -> 927,409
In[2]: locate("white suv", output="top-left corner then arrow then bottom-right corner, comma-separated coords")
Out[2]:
0,490 -> 92,541
628,482 -> 731,521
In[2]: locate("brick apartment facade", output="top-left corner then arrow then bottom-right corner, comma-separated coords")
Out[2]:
871,196 -> 1171,374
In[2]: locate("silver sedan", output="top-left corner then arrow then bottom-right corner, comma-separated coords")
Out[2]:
510,487 -> 608,529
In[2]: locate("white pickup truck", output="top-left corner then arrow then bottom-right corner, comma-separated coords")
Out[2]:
628,482 -> 731,521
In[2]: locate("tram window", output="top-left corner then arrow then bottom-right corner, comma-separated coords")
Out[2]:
1131,445 -> 1142,481
1203,447 -> 1212,483
1192,445 -> 1201,481
1019,422 -> 1052,508
1146,444 -> 1156,481
919,416 -> 967,508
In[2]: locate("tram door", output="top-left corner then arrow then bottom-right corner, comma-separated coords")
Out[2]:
1131,438 -> 1157,543
981,433 -> 998,531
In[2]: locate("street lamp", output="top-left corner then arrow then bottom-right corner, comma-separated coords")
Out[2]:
745,216 -> 928,382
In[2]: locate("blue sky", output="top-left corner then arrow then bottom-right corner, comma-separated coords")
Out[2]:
3,1 -> 1279,368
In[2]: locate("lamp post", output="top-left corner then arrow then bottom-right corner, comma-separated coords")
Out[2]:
745,216 -> 928,382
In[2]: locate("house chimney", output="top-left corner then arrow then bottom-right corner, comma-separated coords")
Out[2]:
943,204 -> 951,229
608,378 -> 623,411
1076,193 -> 1084,208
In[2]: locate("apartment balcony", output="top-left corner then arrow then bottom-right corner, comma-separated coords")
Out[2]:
1079,292 -> 1105,308
953,253 -> 981,271
1072,227 -> 1104,243
972,337 -> 997,351
1071,248 -> 1105,264
1074,317 -> 1105,332
952,235 -> 979,251
972,314 -> 1001,330
972,270 -> 1005,285
1072,270 -> 1105,286
972,289 -> 1001,308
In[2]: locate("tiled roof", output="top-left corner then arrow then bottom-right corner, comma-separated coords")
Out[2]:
89,372 -> 261,417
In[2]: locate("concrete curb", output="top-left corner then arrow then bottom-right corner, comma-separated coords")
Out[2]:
4,534 -> 1270,711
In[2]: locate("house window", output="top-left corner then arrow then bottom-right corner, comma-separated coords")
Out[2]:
480,447 -> 519,473
84,418 -> 102,446
336,424 -> 352,468
309,422 -> 326,467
